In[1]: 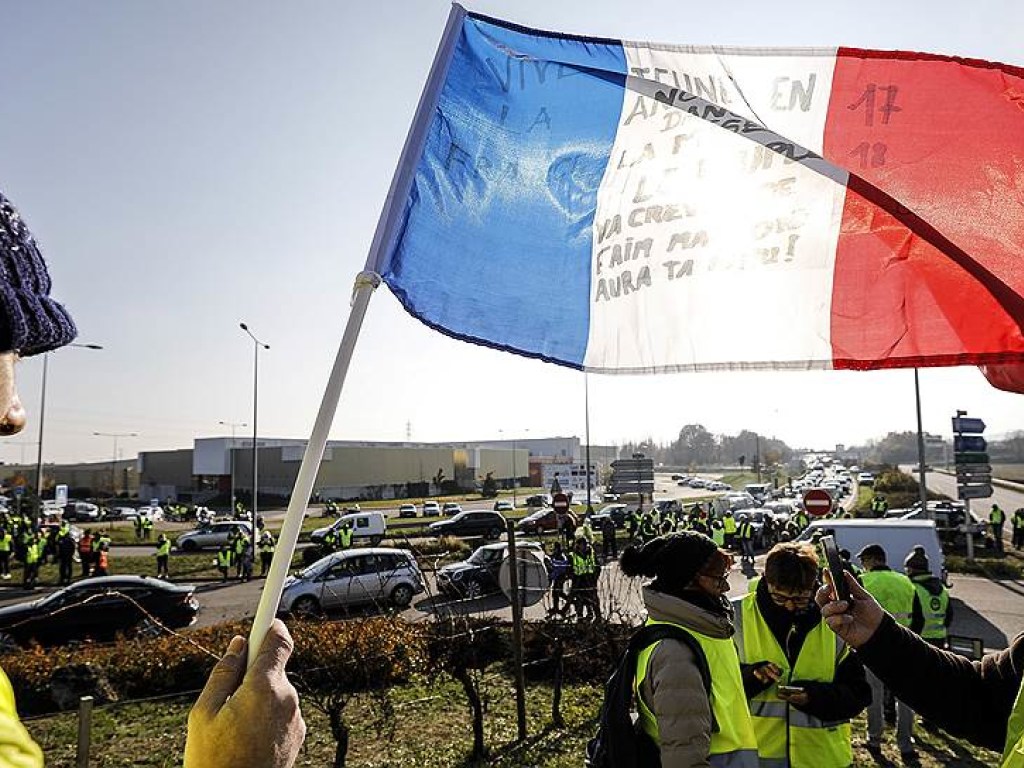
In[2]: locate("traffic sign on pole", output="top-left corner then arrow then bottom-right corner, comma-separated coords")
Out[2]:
802,488 -> 834,517
952,417 -> 986,434
953,412 -> 991,501
958,485 -> 994,500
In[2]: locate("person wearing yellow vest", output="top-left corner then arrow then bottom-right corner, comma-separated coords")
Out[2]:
857,543 -> 919,762
337,522 -> 353,550
1013,508 -> 1024,550
569,537 -> 600,621
21,535 -> 40,589
0,528 -> 12,580
258,530 -> 276,577
722,510 -> 738,550
736,515 -> 755,565
819,571 -> 1024,768
155,533 -> 171,579
992,504 -> 1007,554
733,543 -> 869,767
904,547 -> 950,648
619,531 -> 758,767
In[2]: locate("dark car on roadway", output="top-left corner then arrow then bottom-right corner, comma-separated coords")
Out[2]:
590,503 -> 629,528
516,508 -> 559,535
436,541 -> 548,599
0,576 -> 199,649
427,510 -> 506,540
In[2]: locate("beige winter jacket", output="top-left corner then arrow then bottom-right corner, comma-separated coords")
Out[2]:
638,586 -> 736,768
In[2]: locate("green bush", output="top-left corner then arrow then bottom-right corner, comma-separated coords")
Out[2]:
945,555 -> 1023,580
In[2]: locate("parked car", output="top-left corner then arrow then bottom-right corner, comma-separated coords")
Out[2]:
525,495 -> 550,508
516,508 -> 560,535
601,492 -> 619,502
428,510 -> 506,540
422,501 -> 442,517
175,521 -> 252,552
436,541 -> 547,599
397,504 -> 417,519
103,505 -> 138,520
441,502 -> 462,516
591,503 -> 629,528
135,505 -> 164,521
62,501 -> 101,522
893,501 -> 986,545
493,500 -> 514,513
0,576 -> 198,649
280,548 -> 424,615
857,472 -> 875,486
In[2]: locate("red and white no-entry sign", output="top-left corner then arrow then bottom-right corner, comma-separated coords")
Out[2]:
802,488 -> 834,517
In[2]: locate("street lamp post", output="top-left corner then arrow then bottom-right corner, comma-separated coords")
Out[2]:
240,323 -> 269,565
35,343 -> 103,512
218,420 -> 247,513
92,432 -> 138,496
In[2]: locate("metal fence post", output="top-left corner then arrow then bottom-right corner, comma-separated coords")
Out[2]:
76,695 -> 93,768
506,519 -> 528,741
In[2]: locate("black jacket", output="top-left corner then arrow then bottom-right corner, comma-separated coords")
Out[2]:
740,580 -> 871,723
858,615 -> 1024,752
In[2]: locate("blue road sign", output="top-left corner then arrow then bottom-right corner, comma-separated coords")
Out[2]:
952,417 -> 986,433
954,436 -> 988,453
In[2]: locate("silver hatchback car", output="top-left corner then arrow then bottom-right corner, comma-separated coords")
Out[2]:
279,547 -> 424,615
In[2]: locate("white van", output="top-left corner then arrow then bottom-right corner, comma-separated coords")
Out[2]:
310,511 -> 387,548
796,519 -> 946,581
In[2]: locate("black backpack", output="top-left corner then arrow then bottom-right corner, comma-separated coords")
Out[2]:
586,624 -> 714,768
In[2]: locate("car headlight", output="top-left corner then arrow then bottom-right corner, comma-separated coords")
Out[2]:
449,571 -> 462,581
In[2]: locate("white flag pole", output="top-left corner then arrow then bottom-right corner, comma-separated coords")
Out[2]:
247,2 -> 468,668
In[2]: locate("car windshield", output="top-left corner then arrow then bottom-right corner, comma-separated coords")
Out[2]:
468,547 -> 503,565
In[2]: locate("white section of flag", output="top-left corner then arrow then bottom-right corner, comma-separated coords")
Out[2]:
582,46 -> 847,373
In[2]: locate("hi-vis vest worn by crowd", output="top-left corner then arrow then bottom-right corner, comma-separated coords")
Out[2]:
733,593 -> 852,767
635,618 -> 758,767
861,570 -> 915,628
911,579 -> 949,642
1001,677 -> 1024,767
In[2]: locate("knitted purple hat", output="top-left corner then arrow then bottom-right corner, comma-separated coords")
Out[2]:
0,190 -> 76,356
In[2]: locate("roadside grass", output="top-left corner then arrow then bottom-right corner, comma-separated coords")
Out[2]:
945,554 -> 1024,580
24,674 -> 999,767
856,485 -> 874,513
992,463 -> 1024,484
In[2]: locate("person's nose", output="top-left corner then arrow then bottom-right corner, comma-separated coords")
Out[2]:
0,392 -> 26,436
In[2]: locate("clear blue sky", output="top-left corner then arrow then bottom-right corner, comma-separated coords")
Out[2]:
1,0 -> 1022,464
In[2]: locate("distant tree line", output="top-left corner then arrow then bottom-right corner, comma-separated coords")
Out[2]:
621,424 -> 794,469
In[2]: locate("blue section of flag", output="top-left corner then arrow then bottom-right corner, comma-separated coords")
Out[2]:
380,14 -> 627,368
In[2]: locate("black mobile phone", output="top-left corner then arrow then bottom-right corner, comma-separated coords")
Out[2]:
777,685 -> 806,696
820,534 -> 851,604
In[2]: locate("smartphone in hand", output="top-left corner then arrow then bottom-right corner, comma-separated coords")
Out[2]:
820,534 -> 851,604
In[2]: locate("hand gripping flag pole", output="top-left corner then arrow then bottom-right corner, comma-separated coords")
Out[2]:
247,2 -> 468,668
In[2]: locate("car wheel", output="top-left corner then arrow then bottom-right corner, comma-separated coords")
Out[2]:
486,527 -> 501,541
291,596 -> 321,618
369,535 -> 383,546
463,579 -> 482,600
0,632 -> 20,654
391,584 -> 414,608
180,539 -> 198,553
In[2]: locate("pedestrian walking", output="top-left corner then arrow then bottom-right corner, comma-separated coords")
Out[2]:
216,544 -> 231,582
78,530 -> 93,577
991,503 -> 1006,553
600,516 -> 617,561
155,533 -> 171,579
1014,508 -> 1024,550
858,543 -> 918,762
56,528 -> 75,586
0,527 -> 12,580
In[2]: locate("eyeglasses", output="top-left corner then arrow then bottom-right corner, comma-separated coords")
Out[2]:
767,588 -> 815,608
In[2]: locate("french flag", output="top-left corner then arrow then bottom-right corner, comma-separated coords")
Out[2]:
373,6 -> 1024,375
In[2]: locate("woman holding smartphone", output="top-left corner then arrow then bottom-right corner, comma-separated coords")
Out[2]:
732,543 -> 871,767
620,531 -> 758,767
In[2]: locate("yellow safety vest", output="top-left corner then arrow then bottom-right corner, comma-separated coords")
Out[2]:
734,593 -> 852,767
723,517 -> 737,534
0,534 -> 11,553
217,550 -> 231,568
861,570 -> 916,628
636,618 -> 758,768
571,552 -> 595,576
911,579 -> 949,641
338,527 -> 353,548
156,539 -> 171,557
712,526 -> 725,547
0,667 -> 43,768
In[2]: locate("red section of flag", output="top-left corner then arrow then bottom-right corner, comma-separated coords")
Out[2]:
824,48 -> 1024,369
